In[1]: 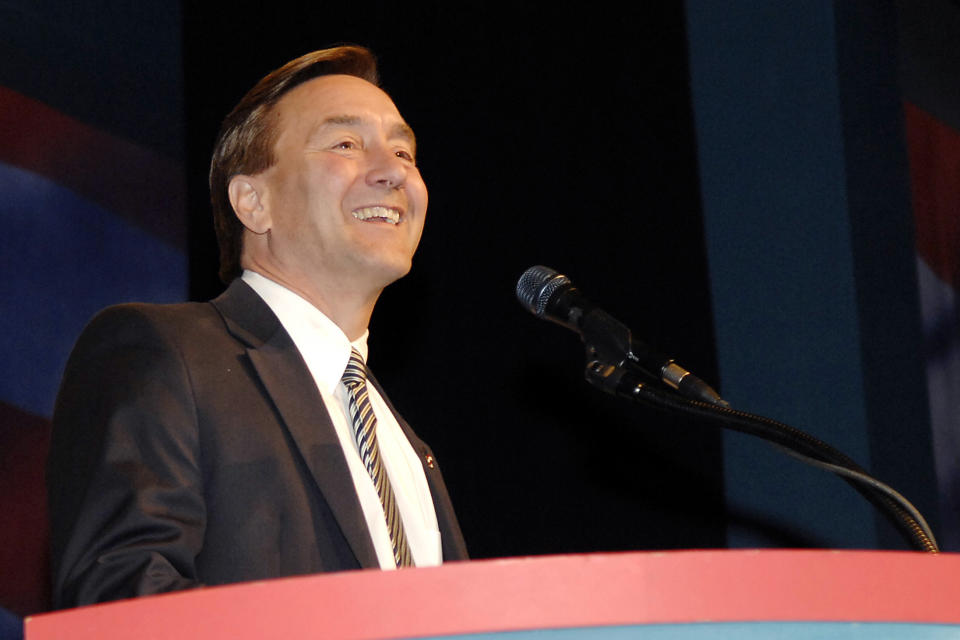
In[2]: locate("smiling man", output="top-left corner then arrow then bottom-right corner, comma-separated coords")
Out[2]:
48,46 -> 467,609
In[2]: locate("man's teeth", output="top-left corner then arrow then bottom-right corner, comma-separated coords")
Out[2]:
352,206 -> 400,224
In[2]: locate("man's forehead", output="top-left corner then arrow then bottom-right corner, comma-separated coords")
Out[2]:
276,75 -> 416,142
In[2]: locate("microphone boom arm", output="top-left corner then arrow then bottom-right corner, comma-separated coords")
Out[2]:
584,358 -> 939,553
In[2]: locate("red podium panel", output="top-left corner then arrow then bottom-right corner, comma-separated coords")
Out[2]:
25,550 -> 960,639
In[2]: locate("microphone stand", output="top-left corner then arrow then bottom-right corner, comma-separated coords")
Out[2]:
581,345 -> 939,554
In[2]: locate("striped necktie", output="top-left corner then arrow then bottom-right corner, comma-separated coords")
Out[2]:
341,347 -> 414,567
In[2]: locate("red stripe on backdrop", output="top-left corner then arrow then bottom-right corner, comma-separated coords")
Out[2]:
0,86 -> 185,247
0,402 -> 51,615
904,101 -> 960,289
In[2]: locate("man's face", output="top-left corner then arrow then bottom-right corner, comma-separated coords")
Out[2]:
254,74 -> 428,294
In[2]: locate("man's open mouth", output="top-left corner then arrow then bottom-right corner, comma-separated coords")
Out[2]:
352,206 -> 400,224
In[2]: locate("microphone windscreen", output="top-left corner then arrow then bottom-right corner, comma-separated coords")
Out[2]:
516,265 -> 571,318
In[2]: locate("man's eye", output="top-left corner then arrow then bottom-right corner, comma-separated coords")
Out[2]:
395,149 -> 415,162
334,141 -> 358,150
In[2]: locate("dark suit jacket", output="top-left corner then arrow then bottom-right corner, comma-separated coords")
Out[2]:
48,279 -> 467,609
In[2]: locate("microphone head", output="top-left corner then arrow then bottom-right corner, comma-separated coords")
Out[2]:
516,265 -> 572,318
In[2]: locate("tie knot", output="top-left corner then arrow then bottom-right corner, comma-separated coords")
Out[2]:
342,347 -> 367,389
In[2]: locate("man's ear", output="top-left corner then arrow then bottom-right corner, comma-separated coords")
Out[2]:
228,175 -> 271,234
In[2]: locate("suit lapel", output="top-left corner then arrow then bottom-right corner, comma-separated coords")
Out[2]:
211,280 -> 379,568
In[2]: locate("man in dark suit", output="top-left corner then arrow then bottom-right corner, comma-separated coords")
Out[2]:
48,46 -> 467,610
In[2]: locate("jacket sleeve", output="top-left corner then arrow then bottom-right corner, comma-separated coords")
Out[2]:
48,305 -> 206,609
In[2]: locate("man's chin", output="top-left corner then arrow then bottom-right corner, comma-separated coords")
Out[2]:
363,256 -> 414,289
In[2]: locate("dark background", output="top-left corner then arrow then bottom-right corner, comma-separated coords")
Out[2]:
182,2 -> 726,558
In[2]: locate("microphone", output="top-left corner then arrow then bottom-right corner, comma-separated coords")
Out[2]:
516,265 -> 727,407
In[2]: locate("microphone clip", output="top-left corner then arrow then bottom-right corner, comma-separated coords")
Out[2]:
581,313 -> 661,399
584,359 -> 649,399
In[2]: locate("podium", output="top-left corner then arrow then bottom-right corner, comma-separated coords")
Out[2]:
25,550 -> 960,638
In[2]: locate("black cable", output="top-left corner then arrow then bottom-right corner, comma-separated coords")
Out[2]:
585,362 -> 938,552
771,443 -> 937,548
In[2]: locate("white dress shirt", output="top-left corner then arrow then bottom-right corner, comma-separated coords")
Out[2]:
241,270 -> 442,569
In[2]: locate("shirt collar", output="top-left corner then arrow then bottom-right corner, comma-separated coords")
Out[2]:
241,270 -> 369,394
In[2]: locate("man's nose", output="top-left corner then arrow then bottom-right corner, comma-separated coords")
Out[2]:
366,146 -> 406,189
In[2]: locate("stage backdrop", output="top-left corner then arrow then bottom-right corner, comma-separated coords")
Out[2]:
898,0 -> 960,550
0,1 -> 187,616
687,0 -> 959,549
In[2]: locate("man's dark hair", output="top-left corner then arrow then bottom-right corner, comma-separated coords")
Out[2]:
209,46 -> 379,283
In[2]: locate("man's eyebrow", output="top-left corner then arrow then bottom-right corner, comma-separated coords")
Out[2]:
312,115 -> 417,153
320,115 -> 363,127
391,122 -> 417,154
